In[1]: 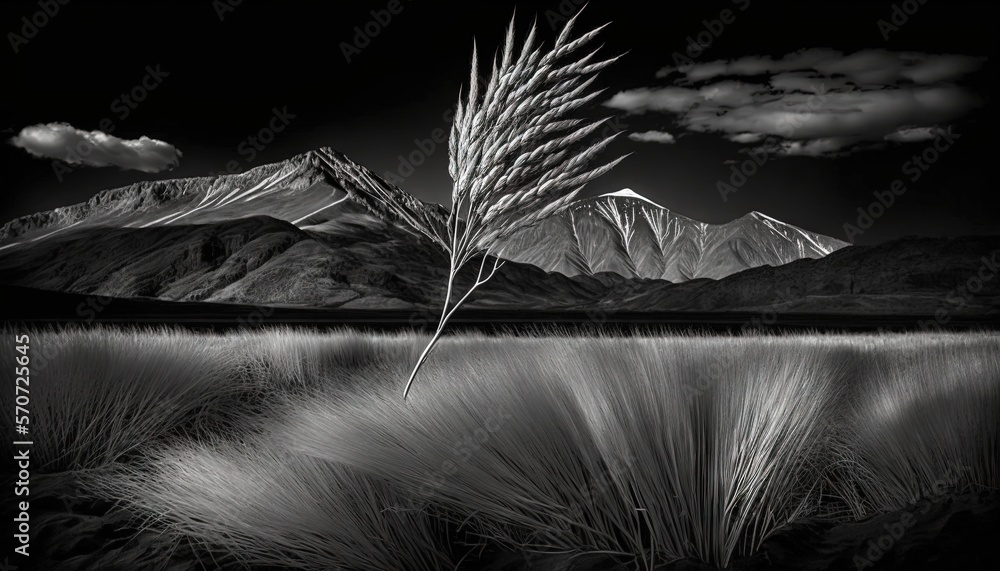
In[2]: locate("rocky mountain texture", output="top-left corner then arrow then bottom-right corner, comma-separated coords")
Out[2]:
0,213 -> 632,310
0,148 -> 995,315
0,147 -> 448,251
496,189 -> 848,281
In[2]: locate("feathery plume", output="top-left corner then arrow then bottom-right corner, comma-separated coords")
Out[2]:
403,9 -> 626,398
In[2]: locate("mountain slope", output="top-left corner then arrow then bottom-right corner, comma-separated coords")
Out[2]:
0,147 -> 448,252
9,147 -> 984,318
0,212 -> 641,310
495,188 -> 848,281
609,234 -> 1000,315
1,221 -> 996,315
0,215 -> 430,308
2,154 -> 845,286
1,146 -> 657,310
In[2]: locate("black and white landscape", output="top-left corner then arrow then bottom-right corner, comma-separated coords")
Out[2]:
1,1 -> 998,570
1,147 -> 997,318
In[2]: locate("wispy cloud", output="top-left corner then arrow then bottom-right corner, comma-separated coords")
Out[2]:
609,49 -> 985,157
884,126 -> 947,143
655,49 -> 985,86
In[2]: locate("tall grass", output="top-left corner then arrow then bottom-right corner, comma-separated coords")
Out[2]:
0,326 -> 247,472
564,338 -> 848,564
833,334 -> 1000,515
91,438 -> 454,570
0,325 -> 416,472
17,327 -> 1000,569
281,335 -> 857,567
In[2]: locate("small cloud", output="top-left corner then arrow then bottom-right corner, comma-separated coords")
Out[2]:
884,125 -> 946,143
628,130 -> 676,144
767,138 -> 855,158
770,72 -> 853,93
698,81 -> 767,107
605,87 -> 703,114
727,132 -> 766,144
10,122 -> 181,173
900,54 -> 987,84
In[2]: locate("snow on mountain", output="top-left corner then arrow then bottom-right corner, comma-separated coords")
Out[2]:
2,152 -> 995,314
599,188 -> 666,209
494,188 -> 848,282
0,152 -> 845,286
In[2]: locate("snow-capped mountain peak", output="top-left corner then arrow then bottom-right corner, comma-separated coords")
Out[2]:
599,188 -> 666,209
0,147 -> 847,284
496,192 -> 848,282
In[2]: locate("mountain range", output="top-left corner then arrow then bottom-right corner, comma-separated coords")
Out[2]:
497,188 -> 846,281
0,147 -> 997,316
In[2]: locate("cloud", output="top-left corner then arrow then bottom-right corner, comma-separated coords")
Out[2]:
884,125 -> 946,143
605,87 -> 703,114
698,81 -> 767,107
901,54 -> 986,84
610,49 -> 984,157
727,132 -> 766,144
10,123 -> 181,173
657,49 -> 985,86
770,72 -> 853,93
628,130 -> 676,144
751,137 -> 861,158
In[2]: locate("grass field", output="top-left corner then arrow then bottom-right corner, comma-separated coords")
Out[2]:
4,327 -> 999,569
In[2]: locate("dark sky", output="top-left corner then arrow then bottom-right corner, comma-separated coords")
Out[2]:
1,0 -> 997,245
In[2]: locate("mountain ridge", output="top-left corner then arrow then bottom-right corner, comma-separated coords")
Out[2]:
0,219 -> 995,314
496,188 -> 848,282
0,147 -> 993,316
0,147 -> 448,251
1,147 -> 845,285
